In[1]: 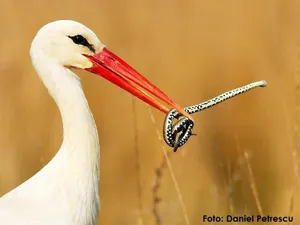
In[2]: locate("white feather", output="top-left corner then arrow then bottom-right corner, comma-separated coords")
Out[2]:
0,20 -> 104,225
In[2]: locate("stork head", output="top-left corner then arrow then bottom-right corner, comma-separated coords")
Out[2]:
30,20 -> 192,120
30,20 -> 102,69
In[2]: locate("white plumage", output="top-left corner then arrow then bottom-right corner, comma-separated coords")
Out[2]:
0,20 -> 189,225
0,20 -> 103,225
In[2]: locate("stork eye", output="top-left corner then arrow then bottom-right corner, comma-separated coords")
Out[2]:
69,35 -> 86,45
68,35 -> 96,53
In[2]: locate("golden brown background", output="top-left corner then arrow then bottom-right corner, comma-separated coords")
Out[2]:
0,0 -> 299,224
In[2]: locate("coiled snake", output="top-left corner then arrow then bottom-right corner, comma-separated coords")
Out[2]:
163,80 -> 267,152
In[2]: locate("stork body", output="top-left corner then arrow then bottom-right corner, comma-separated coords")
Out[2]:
0,20 -> 188,225
0,21 -> 101,225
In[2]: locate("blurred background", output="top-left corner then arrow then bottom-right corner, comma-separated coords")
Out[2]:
0,0 -> 299,224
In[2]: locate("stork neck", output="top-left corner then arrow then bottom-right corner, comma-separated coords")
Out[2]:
36,63 -> 99,153
33,62 -> 100,224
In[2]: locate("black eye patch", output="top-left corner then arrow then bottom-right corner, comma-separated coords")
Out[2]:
68,35 -> 95,53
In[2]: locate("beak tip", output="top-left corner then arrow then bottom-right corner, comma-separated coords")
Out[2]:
187,114 -> 194,121
179,110 -> 193,121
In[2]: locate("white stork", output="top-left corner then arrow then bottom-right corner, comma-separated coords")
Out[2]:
0,20 -> 190,225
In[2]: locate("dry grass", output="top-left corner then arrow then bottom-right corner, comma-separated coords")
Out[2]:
148,107 -> 190,225
0,0 -> 300,224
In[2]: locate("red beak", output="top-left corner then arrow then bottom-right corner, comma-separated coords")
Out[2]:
85,47 -> 193,120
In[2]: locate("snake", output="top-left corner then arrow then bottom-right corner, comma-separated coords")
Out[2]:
163,80 -> 267,152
